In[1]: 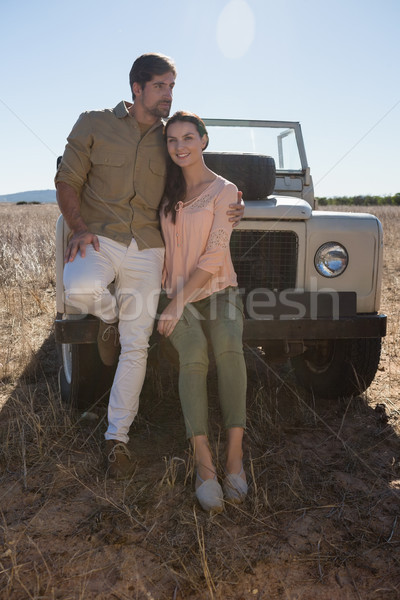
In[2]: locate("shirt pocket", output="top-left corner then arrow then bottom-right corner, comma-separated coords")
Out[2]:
144,159 -> 167,208
89,151 -> 128,199
149,159 -> 166,177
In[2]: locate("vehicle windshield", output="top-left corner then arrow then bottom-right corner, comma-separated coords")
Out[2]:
204,121 -> 303,171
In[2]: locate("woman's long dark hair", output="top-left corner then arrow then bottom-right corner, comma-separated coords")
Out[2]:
163,111 -> 209,223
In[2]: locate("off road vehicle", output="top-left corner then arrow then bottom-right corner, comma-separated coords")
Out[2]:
55,119 -> 386,408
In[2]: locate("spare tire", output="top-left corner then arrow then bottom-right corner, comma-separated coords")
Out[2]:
204,153 -> 276,200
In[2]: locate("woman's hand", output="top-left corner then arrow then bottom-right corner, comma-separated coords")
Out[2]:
157,300 -> 184,337
158,269 -> 211,336
227,191 -> 244,227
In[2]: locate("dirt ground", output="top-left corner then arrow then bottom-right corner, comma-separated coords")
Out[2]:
0,203 -> 399,599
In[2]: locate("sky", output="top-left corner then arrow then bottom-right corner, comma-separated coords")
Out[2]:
1,0 -> 399,198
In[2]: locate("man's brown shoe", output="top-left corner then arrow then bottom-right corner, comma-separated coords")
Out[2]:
105,440 -> 134,480
97,320 -> 120,366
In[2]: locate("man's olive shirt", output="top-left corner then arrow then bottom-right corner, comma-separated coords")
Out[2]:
55,101 -> 167,250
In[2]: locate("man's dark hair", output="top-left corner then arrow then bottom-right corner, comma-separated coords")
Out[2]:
129,53 -> 177,99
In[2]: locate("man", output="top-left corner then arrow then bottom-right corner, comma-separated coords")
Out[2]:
55,53 -> 243,480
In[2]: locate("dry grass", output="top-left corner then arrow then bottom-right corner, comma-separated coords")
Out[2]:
0,203 -> 400,599
0,204 -> 57,385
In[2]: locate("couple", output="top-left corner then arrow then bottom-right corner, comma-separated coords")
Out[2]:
55,53 -> 247,513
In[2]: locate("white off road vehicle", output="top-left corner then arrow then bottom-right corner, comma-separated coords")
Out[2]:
55,119 -> 386,409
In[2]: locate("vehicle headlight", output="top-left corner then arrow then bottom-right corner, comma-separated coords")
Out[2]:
314,242 -> 348,277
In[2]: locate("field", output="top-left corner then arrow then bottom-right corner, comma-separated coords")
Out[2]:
0,203 -> 399,599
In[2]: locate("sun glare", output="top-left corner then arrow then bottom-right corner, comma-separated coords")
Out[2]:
217,0 -> 255,59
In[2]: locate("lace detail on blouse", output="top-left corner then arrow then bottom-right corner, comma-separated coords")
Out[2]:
206,228 -> 230,250
188,193 -> 213,210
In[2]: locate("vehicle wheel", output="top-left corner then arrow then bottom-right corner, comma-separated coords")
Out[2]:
57,342 -> 116,411
203,153 -> 276,199
291,338 -> 382,399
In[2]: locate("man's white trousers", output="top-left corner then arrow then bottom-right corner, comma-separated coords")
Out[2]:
63,235 -> 164,443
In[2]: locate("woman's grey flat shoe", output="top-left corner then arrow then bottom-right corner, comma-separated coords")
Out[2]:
195,473 -> 224,513
223,466 -> 248,503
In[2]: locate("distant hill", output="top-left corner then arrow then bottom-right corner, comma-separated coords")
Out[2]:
0,190 -> 57,204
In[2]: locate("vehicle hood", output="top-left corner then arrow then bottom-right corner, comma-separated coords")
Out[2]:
243,196 -> 312,220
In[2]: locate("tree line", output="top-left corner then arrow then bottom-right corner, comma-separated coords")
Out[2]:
317,193 -> 400,206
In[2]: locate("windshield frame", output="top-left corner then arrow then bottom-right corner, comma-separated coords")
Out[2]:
203,119 -> 309,173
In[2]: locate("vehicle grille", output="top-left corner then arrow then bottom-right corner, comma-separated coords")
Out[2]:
230,230 -> 298,299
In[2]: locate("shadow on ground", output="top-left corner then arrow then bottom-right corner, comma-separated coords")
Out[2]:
0,335 -> 400,599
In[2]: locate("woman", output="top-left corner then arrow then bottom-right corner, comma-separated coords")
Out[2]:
157,111 -> 247,513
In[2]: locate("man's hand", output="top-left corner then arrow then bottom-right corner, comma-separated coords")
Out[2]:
56,182 -> 98,262
228,190 -> 245,227
65,230 -> 100,263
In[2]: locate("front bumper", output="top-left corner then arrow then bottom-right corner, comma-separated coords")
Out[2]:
55,291 -> 387,345
241,290 -> 387,343
243,313 -> 387,345
54,313 -> 387,345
